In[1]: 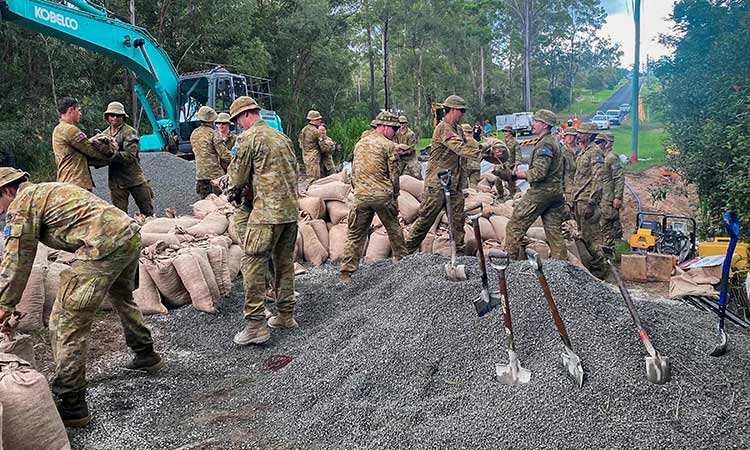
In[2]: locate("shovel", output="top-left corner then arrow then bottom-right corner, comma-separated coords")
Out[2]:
710,211 -> 741,357
603,248 -> 670,384
470,214 -> 501,316
526,248 -> 584,388
490,250 -> 531,385
438,169 -> 466,282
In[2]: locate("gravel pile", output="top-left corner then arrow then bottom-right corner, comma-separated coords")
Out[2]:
69,255 -> 750,449
91,152 -> 199,216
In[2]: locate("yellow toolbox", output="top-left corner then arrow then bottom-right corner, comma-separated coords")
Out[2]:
697,238 -> 750,269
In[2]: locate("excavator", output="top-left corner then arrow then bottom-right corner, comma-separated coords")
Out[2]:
0,0 -> 283,154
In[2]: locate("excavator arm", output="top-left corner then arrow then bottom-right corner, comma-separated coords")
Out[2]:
0,0 -> 180,149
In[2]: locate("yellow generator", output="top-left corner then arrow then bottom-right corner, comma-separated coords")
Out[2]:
629,212 -> 697,263
698,238 -> 750,269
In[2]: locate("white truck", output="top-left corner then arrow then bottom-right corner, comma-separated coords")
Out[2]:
495,112 -> 534,136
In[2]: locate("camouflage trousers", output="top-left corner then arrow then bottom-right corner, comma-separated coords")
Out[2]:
405,186 -> 466,255
398,156 -> 423,180
463,168 -> 480,190
321,154 -> 336,178
340,197 -> 407,273
49,233 -> 154,397
303,151 -> 322,181
239,221 -> 297,320
196,179 -> 221,199
111,182 -> 154,216
574,200 -> 607,279
504,191 -> 567,261
600,203 -> 623,248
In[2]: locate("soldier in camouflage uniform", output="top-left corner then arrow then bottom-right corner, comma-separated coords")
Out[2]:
52,96 -> 116,190
0,168 -> 163,427
192,106 -> 231,198
393,115 -> 422,179
298,110 -> 326,180
100,101 -> 154,216
504,110 -> 567,260
561,127 -> 579,212
572,122 -> 607,278
339,111 -> 406,283
213,112 -> 236,172
227,96 -> 299,345
361,119 -> 377,139
460,123 -> 481,189
317,123 -> 337,177
404,95 -> 482,255
597,132 -> 624,249
501,125 -> 523,198
490,139 -> 512,197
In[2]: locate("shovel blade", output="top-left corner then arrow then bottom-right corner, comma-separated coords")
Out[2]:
473,290 -> 501,317
445,262 -> 467,282
495,351 -> 531,385
709,328 -> 728,357
561,347 -> 584,388
645,353 -> 671,384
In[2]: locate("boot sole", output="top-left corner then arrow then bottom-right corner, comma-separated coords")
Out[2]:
62,415 -> 92,428
233,333 -> 271,346
268,322 -> 299,330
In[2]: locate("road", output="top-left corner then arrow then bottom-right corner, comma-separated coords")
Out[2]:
585,76 -> 645,120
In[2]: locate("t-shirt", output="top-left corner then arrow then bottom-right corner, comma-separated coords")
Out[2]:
483,123 -> 492,137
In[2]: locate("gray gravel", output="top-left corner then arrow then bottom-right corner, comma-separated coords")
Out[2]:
91,152 -> 199,216
69,255 -> 750,449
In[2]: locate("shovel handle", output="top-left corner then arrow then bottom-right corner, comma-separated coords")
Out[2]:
497,267 -> 517,352
607,259 -> 658,357
526,249 -> 575,350
472,216 -> 489,281
438,169 -> 451,192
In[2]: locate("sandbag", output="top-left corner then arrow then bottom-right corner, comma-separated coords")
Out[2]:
365,227 -> 391,262
481,172 -> 497,184
141,232 -> 180,247
482,202 -> 513,218
209,235 -> 233,250
527,227 -> 547,242
206,245 -> 232,297
0,354 -> 70,450
476,179 -> 495,194
479,217 -> 497,241
328,223 -> 349,262
0,334 -> 35,369
326,200 -> 350,224
228,245 -> 243,281
185,211 -> 230,237
16,264 -> 46,332
299,196 -> 327,220
465,192 -> 495,212
398,191 -> 420,224
312,172 -> 349,185
432,234 -> 452,257
190,248 -> 221,303
527,239 -> 551,259
294,228 -> 304,262
43,262 -> 69,327
192,194 -> 227,219
228,215 -> 241,246
306,181 -> 351,202
489,215 -> 510,243
141,217 -> 200,234
299,222 -> 328,266
142,258 -> 192,307
309,219 -> 330,252
420,232 -> 436,254
133,266 -> 167,315
399,175 -> 424,202
464,223 -> 477,257
172,253 -> 217,314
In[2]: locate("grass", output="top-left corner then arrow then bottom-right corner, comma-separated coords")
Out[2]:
610,115 -> 666,171
417,137 -> 431,150
559,79 -> 627,118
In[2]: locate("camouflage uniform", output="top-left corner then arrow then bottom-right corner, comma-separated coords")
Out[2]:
573,138 -> 607,278
504,131 -> 567,260
562,142 -> 578,212
504,134 -> 523,197
601,149 -> 625,248
405,118 -> 479,254
460,129 -> 481,190
490,140 -> 513,195
192,124 -> 228,198
394,125 -> 422,179
104,123 -> 154,216
212,129 -> 236,172
52,119 -> 114,190
0,181 -> 153,399
228,121 -> 298,321
341,122 -> 406,275
318,134 -> 337,177
299,124 -> 324,181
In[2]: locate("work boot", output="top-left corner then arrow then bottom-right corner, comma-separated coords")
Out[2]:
233,319 -> 271,346
268,311 -> 299,329
125,349 -> 166,374
339,271 -> 352,284
57,392 -> 91,428
264,306 -> 274,320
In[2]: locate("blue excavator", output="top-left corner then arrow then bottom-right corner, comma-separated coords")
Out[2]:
0,0 -> 283,154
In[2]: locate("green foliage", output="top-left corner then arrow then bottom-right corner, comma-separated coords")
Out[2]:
328,117 -> 371,162
654,0 -> 750,235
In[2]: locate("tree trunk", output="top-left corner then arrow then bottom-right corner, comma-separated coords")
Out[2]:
523,0 -> 532,111
382,18 -> 390,111
129,0 -> 139,129
367,21 -> 376,118
479,46 -> 485,108
416,48 -> 423,131
568,32 -> 575,110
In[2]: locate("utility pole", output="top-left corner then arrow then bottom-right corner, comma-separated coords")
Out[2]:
630,0 -> 640,164
383,18 -> 390,111
523,0 -> 532,111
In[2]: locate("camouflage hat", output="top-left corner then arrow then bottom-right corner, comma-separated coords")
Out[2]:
0,167 -> 29,189
229,96 -> 260,121
443,95 -> 467,110
398,115 -> 408,124
501,125 -> 513,132
596,131 -> 615,142
196,106 -> 218,122
460,123 -> 472,132
577,122 -> 599,134
533,109 -> 558,127
562,127 -> 578,137
215,112 -> 231,124
103,101 -> 128,119
370,119 -> 377,128
306,110 -> 323,121
490,139 -> 509,162
372,111 -> 400,127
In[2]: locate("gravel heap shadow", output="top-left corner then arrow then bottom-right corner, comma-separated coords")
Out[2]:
69,255 -> 750,450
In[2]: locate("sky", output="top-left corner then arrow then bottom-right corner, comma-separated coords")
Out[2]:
598,0 -> 677,68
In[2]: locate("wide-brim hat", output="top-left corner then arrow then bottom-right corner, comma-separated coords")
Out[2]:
460,123 -> 472,132
229,97 -> 260,121
398,115 -> 408,124
372,111 -> 400,127
0,167 -> 29,189
443,95 -> 467,110
562,128 -> 578,136
215,112 -> 231,124
103,101 -> 128,119
578,122 -> 599,134
196,106 -> 218,122
306,110 -> 323,121
533,109 -> 558,127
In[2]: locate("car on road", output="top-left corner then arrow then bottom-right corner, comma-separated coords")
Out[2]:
606,109 -> 621,126
590,114 -> 610,130
620,103 -> 631,114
